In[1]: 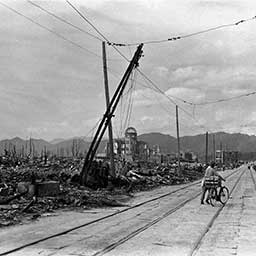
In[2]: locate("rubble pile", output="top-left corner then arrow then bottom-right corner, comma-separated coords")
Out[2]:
118,164 -> 203,192
0,160 -> 204,227
0,184 -> 128,227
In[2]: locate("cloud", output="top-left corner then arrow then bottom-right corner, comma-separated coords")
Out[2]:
133,88 -> 160,107
194,0 -> 244,9
170,66 -> 203,82
1,0 -> 256,139
152,66 -> 169,78
165,87 -> 205,103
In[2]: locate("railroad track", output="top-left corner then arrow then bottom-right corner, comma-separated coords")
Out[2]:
0,166 -> 244,256
93,167 -> 244,256
249,166 -> 256,191
189,166 -> 254,256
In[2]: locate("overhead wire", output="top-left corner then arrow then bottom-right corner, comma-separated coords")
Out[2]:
84,117 -> 103,140
26,0 -> 103,42
24,0 -> 122,61
66,0 -> 108,44
0,1 -> 103,58
187,91 -> 256,106
108,16 -> 256,47
136,79 -> 210,133
6,0 -> 253,136
137,89 -> 203,133
137,70 -> 213,132
65,0 -> 213,133
64,0 -> 193,105
0,1 -> 126,142
65,0 -> 130,62
123,69 -> 137,130
118,70 -> 136,136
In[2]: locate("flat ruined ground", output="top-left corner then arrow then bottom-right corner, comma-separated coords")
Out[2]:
0,168 -> 243,256
1,167 -> 256,256
0,178 -> 203,254
0,164 -> 203,228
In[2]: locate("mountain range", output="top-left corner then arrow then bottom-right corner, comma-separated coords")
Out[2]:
1,132 -> 256,159
138,132 -> 256,159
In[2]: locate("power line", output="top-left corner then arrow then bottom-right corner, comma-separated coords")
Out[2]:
85,117 -> 103,139
5,0 -> 255,111
27,0 -> 103,42
137,69 -> 212,132
27,1 -> 256,134
0,1 -> 125,140
188,91 -> 256,106
23,1 -> 256,108
66,0 -> 108,43
137,90 -> 205,132
26,1 -> 122,61
123,69 -> 137,130
65,0 -> 130,62
65,0 -> 211,133
108,67 -> 206,133
0,1 -> 103,58
64,0 -> 182,104
109,16 -> 256,47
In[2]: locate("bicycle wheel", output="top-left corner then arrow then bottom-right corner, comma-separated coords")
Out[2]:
219,186 -> 229,204
209,188 -> 217,207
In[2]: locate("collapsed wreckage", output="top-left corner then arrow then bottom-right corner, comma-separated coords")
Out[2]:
0,157 -> 204,227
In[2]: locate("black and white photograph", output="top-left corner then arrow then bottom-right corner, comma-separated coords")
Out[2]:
0,0 -> 256,255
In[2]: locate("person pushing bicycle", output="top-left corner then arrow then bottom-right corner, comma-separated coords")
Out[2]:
201,161 -> 225,204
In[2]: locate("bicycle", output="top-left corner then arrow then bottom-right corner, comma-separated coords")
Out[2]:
204,176 -> 229,207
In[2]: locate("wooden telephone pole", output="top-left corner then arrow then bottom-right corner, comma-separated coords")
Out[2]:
205,131 -> 209,164
102,41 -> 115,178
80,44 -> 143,186
213,133 -> 216,162
176,105 -> 182,176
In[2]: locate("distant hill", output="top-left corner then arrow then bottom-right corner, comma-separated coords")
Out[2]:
0,137 -> 51,156
49,138 -> 65,144
138,132 -> 256,159
2,132 -> 256,160
0,137 -> 108,157
138,133 -> 177,153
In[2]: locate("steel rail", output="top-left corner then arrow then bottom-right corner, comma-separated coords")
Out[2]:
91,167 -> 244,256
0,167 -> 242,256
189,167 -> 246,256
249,167 -> 256,191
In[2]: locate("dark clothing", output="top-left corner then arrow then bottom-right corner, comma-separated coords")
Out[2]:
200,185 -> 208,204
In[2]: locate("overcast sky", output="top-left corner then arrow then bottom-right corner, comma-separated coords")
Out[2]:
1,0 -> 256,140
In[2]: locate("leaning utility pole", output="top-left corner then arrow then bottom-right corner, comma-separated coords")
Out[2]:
176,105 -> 182,176
205,131 -> 209,164
102,41 -> 115,178
80,44 -> 143,186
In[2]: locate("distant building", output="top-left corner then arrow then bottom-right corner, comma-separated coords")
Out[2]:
152,144 -> 161,155
105,127 -> 150,162
185,152 -> 193,161
216,150 -> 239,165
148,144 -> 160,164
184,151 -> 197,161
124,127 -> 138,160
137,141 -> 150,161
